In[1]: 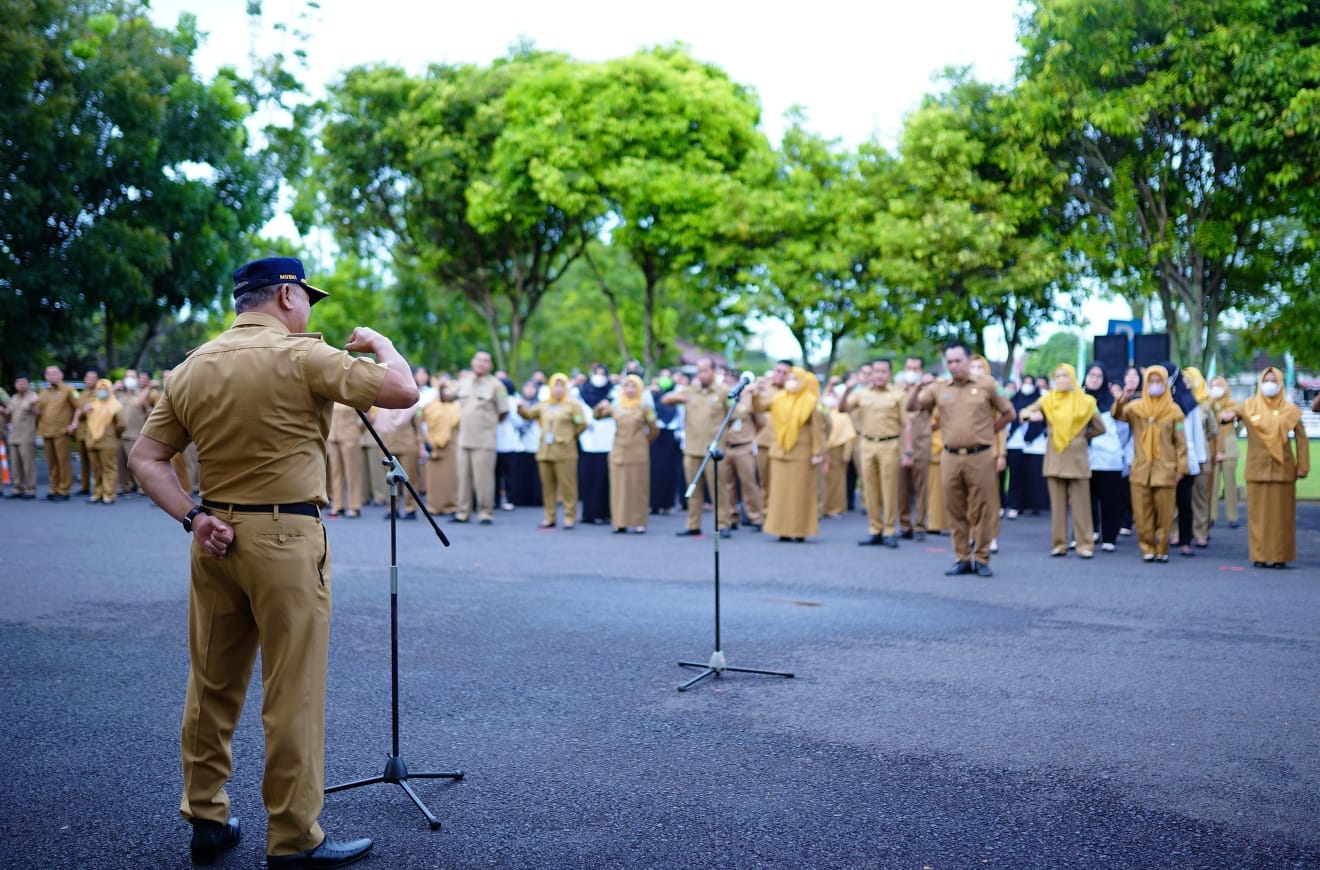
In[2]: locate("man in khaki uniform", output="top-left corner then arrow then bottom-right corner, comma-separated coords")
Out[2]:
130,256 -> 415,867
720,370 -> 764,529
115,371 -> 155,495
2,376 -> 40,498
841,359 -> 912,548
37,365 -> 80,500
910,342 -> 1015,576
370,404 -> 421,519
663,357 -> 732,538
897,357 -> 934,540
74,369 -> 98,495
327,402 -> 364,517
451,350 -> 509,525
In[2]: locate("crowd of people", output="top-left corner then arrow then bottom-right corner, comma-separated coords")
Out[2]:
3,346 -> 1314,573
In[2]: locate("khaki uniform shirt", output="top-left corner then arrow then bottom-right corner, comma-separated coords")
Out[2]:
849,385 -> 908,439
329,402 -> 364,444
752,385 -> 782,448
1019,399 -> 1105,478
726,392 -> 757,448
519,401 -> 587,462
37,384 -> 80,438
1213,404 -> 1241,460
914,376 -> 1013,450
116,390 -> 151,442
906,394 -> 933,458
678,381 -> 730,458
606,405 -> 657,465
1241,410 -> 1310,483
6,392 -> 40,443
1112,397 -> 1189,487
454,373 -> 509,450
140,312 -> 387,506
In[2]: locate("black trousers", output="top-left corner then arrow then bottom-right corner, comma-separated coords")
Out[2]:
1175,473 -> 1196,544
1090,469 -> 1125,545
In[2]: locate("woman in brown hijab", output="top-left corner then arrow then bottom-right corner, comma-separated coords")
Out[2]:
1207,375 -> 1241,530
422,386 -> 462,517
1240,367 -> 1309,568
594,374 -> 658,533
762,367 -> 826,542
78,378 -> 125,503
1113,365 -> 1188,562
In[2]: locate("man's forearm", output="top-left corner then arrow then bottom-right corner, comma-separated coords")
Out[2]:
133,457 -> 193,523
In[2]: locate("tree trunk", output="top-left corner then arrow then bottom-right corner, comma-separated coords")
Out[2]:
103,307 -> 116,372
585,252 -> 630,363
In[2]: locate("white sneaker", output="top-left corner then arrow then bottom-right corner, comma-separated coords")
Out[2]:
1101,542 -> 1116,552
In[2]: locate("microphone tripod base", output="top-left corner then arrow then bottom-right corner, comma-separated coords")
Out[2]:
327,756 -> 464,830
676,649 -> 794,692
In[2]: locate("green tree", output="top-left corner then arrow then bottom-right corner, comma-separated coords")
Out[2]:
0,0 -> 294,382
1024,331 -> 1083,380
1016,0 -> 1320,367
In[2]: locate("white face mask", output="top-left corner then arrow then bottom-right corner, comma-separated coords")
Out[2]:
96,390 -> 109,400
1147,383 -> 1166,397
590,374 -> 607,388
1019,383 -> 1036,395
901,371 -> 919,385
1209,386 -> 1225,399
1261,382 -> 1281,398
970,366 -> 986,379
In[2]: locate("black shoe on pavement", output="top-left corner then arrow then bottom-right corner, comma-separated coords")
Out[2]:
479,517 -> 493,525
882,535 -> 899,548
719,527 -> 732,539
858,534 -> 884,546
675,529 -> 701,537
267,836 -> 373,869
189,816 -> 240,866
973,561 -> 994,577
914,530 -> 927,541
944,561 -> 973,576
899,529 -> 915,540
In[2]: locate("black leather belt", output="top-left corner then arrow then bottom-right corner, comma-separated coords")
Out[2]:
862,434 -> 899,442
944,444 -> 991,455
202,500 -> 321,518
728,440 -> 753,448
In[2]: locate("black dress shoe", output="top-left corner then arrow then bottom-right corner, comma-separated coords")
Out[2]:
719,527 -> 732,539
479,518 -> 493,526
858,534 -> 884,546
745,522 -> 762,531
402,510 -> 417,520
899,529 -> 915,540
973,561 -> 994,577
914,530 -> 927,541
190,816 -> 240,866
944,560 -> 973,576
267,836 -> 373,869
882,535 -> 899,548
675,529 -> 701,537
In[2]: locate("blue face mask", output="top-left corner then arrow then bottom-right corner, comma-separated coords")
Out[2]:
97,390 -> 109,400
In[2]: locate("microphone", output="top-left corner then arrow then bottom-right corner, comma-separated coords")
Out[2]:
728,372 -> 754,400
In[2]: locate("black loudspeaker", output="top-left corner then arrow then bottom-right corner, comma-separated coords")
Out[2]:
1134,333 -> 1171,368
1093,335 -> 1129,377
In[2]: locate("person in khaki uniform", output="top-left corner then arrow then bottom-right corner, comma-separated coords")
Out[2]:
720,372 -> 764,530
1207,375 -> 1241,529
421,390 -> 462,516
74,378 -> 125,503
36,365 -> 81,500
841,359 -> 913,548
662,357 -> 733,538
1181,366 -> 1218,547
926,406 -> 946,533
897,358 -> 934,540
910,343 -> 1015,576
518,372 -> 587,528
752,360 -> 792,502
451,351 -> 509,524
115,372 -> 155,495
1112,365 -> 1189,563
761,366 -> 827,541
1018,364 -> 1106,558
326,402 -> 364,517
822,391 -> 856,518
129,256 -> 413,867
2,376 -> 40,498
594,374 -> 658,533
73,370 -> 98,495
371,403 -> 421,519
1240,367 -> 1309,568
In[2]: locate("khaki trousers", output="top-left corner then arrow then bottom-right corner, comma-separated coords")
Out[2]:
721,444 -> 763,525
90,444 -> 118,501
456,446 -> 497,521
1130,482 -> 1176,557
361,444 -> 386,505
77,436 -> 92,492
538,457 -> 578,525
1212,457 -> 1239,523
1191,467 -> 1213,540
10,440 -> 36,494
859,438 -> 900,535
327,439 -> 362,513
45,433 -> 73,495
119,437 -> 140,492
180,509 -> 329,856
943,450 -> 998,564
824,444 -> 850,517
756,449 -> 772,505
1047,476 -> 1093,553
426,440 -> 459,515
898,455 -> 930,533
683,453 -> 723,531
926,459 -> 945,531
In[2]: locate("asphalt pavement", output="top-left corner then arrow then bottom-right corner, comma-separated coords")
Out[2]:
1,486 -> 1317,868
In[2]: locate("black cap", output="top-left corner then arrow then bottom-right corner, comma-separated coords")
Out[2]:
232,257 -> 328,305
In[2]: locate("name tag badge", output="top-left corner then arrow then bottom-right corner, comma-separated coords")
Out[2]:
732,419 -> 743,432
545,432 -> 554,445
971,387 -> 978,395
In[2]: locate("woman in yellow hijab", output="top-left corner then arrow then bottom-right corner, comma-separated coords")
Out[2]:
594,374 -> 658,533
1239,367 -> 1309,568
517,372 -> 587,529
77,378 -> 125,504
421,382 -> 462,517
1018,364 -> 1104,557
762,367 -> 826,542
1206,375 -> 1241,529
1112,365 -> 1188,562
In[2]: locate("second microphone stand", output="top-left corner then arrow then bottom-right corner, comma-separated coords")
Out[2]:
325,410 -> 463,830
677,380 -> 794,691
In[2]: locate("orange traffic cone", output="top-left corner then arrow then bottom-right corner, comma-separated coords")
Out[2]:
0,441 -> 9,485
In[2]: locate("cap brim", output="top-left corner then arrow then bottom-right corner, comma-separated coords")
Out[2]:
303,282 -> 329,305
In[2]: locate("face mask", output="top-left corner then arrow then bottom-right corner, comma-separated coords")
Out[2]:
1019,383 -> 1036,395
1261,382 -> 1281,398
1147,383 -> 1166,397
1209,386 -> 1225,399
96,390 -> 109,400
785,378 -> 800,393
970,366 -> 986,378
590,374 -> 608,388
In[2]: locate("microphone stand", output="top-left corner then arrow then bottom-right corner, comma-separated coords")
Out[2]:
677,380 -> 794,692
325,410 -> 462,830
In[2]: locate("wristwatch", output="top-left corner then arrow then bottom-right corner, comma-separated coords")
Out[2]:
182,504 -> 211,534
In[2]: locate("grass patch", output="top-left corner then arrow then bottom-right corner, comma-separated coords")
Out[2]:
1233,439 -> 1320,500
